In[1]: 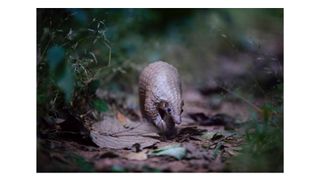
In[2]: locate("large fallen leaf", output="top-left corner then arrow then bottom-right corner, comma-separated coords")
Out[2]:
149,144 -> 186,160
90,114 -> 160,150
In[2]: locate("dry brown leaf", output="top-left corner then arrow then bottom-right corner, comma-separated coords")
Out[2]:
125,149 -> 148,160
115,111 -> 129,126
225,148 -> 239,156
55,118 -> 66,124
90,114 -> 160,150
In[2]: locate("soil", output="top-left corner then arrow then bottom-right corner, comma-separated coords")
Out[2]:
37,87 -> 258,172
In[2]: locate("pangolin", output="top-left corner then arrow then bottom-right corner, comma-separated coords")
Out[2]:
139,61 -> 183,137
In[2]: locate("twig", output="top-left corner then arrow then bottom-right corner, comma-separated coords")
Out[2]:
103,41 -> 112,66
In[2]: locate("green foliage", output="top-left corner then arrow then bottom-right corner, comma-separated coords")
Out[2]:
46,45 -> 74,102
37,8 -> 283,109
37,9 -> 148,110
229,103 -> 283,172
37,9 -> 113,117
111,165 -> 126,172
56,63 -> 74,102
70,154 -> 94,172
88,79 -> 100,94
47,45 -> 65,72
150,144 -> 187,160
212,142 -> 223,160
90,98 -> 108,112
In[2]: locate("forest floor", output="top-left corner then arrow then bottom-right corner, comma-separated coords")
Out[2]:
37,84 -> 269,172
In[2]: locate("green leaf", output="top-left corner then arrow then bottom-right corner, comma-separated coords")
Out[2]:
150,144 -> 186,160
71,154 -> 94,172
91,98 -> 108,112
88,79 -> 100,94
47,45 -> 65,72
46,45 -> 75,102
94,66 -> 112,80
111,165 -> 126,172
56,64 -> 74,102
212,142 -> 223,160
37,93 -> 47,105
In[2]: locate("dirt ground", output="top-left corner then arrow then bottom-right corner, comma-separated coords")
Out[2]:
37,85 -> 266,172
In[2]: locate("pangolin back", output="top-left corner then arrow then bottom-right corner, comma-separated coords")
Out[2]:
139,61 -> 182,133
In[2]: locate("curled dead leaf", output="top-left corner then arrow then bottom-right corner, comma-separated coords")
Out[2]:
90,115 -> 160,150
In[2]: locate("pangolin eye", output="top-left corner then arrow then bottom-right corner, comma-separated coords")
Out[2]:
167,108 -> 171,113
181,109 -> 184,114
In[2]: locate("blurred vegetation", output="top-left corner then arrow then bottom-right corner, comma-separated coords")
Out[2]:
227,101 -> 283,172
37,8 -> 283,172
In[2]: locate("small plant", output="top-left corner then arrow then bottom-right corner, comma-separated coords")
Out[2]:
37,9 -> 119,123
228,102 -> 283,172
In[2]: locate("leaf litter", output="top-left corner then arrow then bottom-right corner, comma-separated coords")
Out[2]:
149,144 -> 187,160
38,88 -> 248,172
90,113 -> 160,150
125,149 -> 149,161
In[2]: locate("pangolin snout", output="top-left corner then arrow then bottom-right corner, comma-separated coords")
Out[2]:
173,115 -> 182,124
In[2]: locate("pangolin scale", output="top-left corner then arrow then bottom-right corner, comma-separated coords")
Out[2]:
139,61 -> 183,136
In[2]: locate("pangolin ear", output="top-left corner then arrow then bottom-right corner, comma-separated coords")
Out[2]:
158,100 -> 169,110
